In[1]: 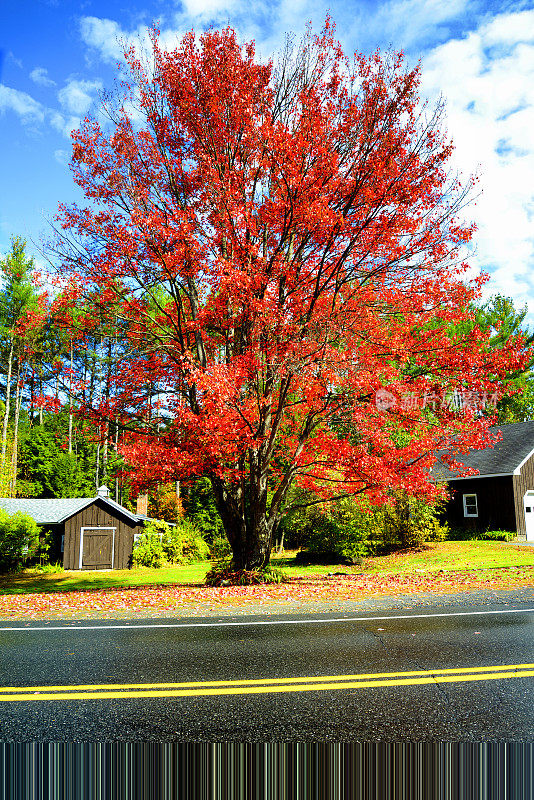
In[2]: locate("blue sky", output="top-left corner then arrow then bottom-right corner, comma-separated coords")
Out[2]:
1,0 -> 534,316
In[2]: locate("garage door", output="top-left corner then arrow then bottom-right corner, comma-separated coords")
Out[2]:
80,527 -> 115,569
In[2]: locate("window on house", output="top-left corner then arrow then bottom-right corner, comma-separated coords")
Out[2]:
463,494 -> 478,518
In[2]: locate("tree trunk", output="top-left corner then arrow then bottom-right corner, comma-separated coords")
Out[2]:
102,424 -> 108,484
95,440 -> 100,490
114,420 -> 119,502
210,474 -> 279,570
38,375 -> 43,425
68,340 -> 73,453
9,361 -> 23,496
29,369 -> 34,426
0,339 -> 14,477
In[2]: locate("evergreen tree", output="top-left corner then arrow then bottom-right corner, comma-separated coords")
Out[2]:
0,238 -> 40,495
476,295 -> 534,422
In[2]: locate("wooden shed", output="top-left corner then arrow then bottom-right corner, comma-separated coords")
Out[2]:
433,421 -> 534,541
0,486 -> 147,570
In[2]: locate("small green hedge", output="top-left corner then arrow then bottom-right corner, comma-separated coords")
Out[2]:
132,518 -> 209,568
0,510 -> 40,573
447,528 -> 516,542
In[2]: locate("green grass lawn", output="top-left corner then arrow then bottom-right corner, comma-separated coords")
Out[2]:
0,541 -> 532,594
0,563 -> 210,595
273,540 -> 534,577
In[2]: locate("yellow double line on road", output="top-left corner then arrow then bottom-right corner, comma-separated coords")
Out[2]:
0,663 -> 533,701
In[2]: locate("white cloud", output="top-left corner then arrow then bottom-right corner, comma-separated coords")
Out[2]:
79,16 -> 126,64
420,9 -> 534,312
0,85 -> 45,122
0,83 -> 80,139
58,78 -> 103,115
29,67 -> 56,88
180,0 -> 239,20
483,9 -> 534,47
79,16 -> 165,64
349,0 -> 470,50
0,78 -> 99,140
54,149 -> 69,165
49,111 -> 81,138
79,15 -> 188,66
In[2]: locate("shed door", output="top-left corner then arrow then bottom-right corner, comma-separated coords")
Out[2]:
523,493 -> 534,542
80,527 -> 115,569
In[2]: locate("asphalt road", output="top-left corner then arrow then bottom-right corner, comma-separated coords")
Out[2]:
0,598 -> 533,741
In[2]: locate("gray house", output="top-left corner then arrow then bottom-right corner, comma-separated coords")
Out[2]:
0,486 -> 147,570
433,421 -> 534,541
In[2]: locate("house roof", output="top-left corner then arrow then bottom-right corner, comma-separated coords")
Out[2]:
0,495 -> 142,525
433,421 -> 534,481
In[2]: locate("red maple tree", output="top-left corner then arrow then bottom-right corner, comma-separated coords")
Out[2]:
53,23 -> 527,568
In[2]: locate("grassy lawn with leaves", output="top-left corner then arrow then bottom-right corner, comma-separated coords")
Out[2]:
0,541 -> 532,619
0,541 -> 532,595
273,541 -> 534,578
0,563 -> 210,595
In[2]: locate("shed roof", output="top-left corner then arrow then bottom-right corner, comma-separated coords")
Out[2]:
433,421 -> 534,481
0,495 -> 142,525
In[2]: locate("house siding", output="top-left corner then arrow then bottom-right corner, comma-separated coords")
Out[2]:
63,499 -> 142,570
445,475 -> 516,533
513,451 -> 534,537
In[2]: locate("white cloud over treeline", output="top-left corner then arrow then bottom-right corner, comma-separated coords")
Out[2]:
421,9 -> 534,309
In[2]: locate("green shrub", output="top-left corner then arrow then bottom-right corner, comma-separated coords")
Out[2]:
175,518 -> 210,562
480,530 -> 515,542
205,561 -> 287,586
281,492 -> 448,562
36,529 -> 55,565
0,510 -> 40,573
209,533 -> 232,560
160,518 -> 210,564
132,518 -> 210,568
300,499 -> 372,563
378,495 -> 448,553
30,562 -> 64,574
447,528 -> 515,542
131,530 -> 166,568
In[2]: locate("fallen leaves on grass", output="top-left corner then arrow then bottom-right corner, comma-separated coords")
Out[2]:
0,566 -> 533,620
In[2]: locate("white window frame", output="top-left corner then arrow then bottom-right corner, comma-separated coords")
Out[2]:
463,494 -> 478,518
79,527 -> 116,569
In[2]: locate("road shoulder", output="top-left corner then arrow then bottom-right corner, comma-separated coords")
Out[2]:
0,584 -> 532,622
